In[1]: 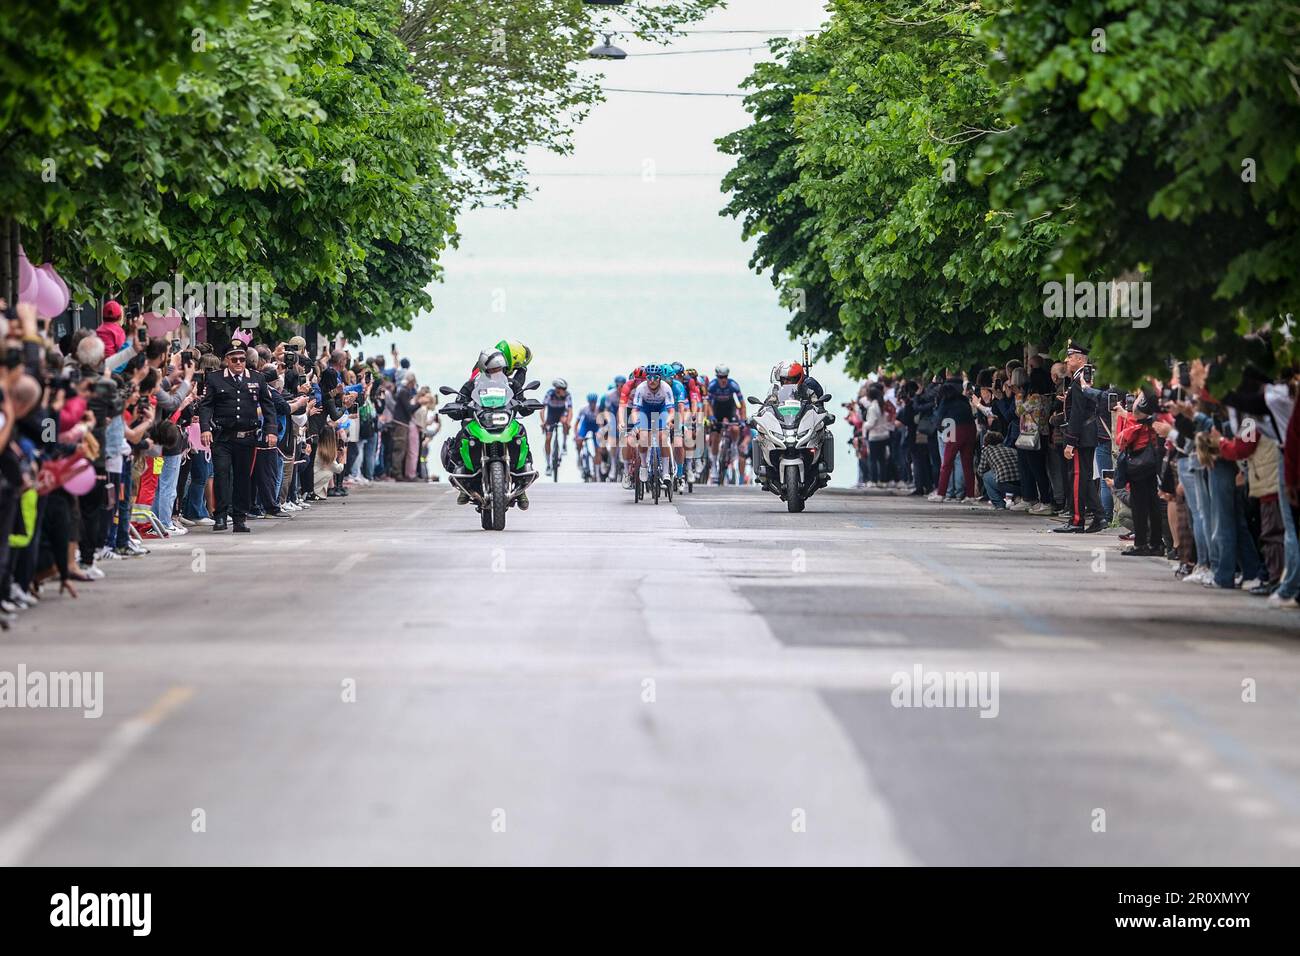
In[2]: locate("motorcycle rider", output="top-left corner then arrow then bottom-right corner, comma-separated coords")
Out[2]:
443,349 -> 532,510
762,361 -> 824,404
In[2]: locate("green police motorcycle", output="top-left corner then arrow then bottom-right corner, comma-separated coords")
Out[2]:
439,376 -> 543,531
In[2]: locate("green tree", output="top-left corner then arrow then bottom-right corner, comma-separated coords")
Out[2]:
722,1 -> 1060,376
972,0 -> 1300,383
399,0 -> 727,211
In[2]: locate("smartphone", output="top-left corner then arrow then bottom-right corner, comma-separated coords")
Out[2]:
1101,468 -> 1115,481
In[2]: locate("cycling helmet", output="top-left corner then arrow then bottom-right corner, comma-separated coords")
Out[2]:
587,392 -> 599,403
495,339 -> 532,371
552,377 -> 568,391
631,366 -> 646,382
775,360 -> 805,385
670,361 -> 685,376
715,364 -> 730,377
478,349 -> 508,374
684,367 -> 697,379
614,375 -> 627,385
646,364 -> 663,379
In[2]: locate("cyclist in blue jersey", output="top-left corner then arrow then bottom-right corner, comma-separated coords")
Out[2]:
630,365 -> 676,489
663,362 -> 690,486
705,364 -> 750,485
575,392 -> 603,480
541,378 -> 572,475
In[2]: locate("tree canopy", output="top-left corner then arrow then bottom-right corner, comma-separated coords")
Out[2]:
720,0 -> 1300,385
2,0 -> 726,339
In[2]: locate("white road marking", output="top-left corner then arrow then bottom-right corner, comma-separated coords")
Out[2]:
0,686 -> 193,866
994,633 -> 1099,650
1185,640 -> 1278,654
1233,797 -> 1275,819
1206,772 -> 1243,793
331,553 -> 370,574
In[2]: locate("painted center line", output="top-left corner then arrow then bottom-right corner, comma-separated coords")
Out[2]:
331,553 -> 370,575
0,686 -> 194,867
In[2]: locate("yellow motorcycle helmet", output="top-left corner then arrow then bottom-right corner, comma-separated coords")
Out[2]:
495,339 -> 532,372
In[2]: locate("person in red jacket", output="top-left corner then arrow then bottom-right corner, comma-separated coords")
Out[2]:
95,300 -> 126,356
1116,389 -> 1165,555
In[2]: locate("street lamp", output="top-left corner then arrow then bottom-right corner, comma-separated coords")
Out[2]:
589,33 -> 627,60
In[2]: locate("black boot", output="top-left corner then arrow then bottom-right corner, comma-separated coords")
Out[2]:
212,518 -> 228,532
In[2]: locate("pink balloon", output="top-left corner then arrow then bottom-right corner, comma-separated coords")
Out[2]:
62,461 -> 97,497
47,267 -> 70,312
17,250 -> 37,300
36,264 -> 69,317
140,311 -> 163,335
27,267 -> 58,317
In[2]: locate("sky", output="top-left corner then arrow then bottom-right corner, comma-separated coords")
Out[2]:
360,0 -> 859,481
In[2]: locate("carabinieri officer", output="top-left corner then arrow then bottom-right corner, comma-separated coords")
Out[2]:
1052,340 -> 1105,534
199,340 -> 277,532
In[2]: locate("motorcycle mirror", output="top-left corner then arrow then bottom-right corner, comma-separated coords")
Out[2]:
819,394 -> 832,403
747,396 -> 761,405
524,380 -> 541,392
439,386 -> 457,396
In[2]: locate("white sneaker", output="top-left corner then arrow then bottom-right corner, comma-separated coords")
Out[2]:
960,496 -> 981,505
176,515 -> 195,527
194,516 -> 215,526
1266,591 -> 1299,609
1006,499 -> 1029,512
1239,577 -> 1268,591
95,546 -> 122,561
9,585 -> 37,607
126,539 -> 149,556
926,492 -> 943,502
78,563 -> 106,580
1028,502 -> 1053,515
166,524 -> 188,536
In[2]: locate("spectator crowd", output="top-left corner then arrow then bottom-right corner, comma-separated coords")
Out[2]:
0,299 -> 442,628
843,346 -> 1298,608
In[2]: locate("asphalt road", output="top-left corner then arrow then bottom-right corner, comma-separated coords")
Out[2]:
2,478 -> 1298,865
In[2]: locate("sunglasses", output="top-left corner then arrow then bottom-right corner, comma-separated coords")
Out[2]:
228,356 -> 246,363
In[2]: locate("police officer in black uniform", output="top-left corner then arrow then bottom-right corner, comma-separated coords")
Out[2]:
199,341 -> 278,532
1052,341 -> 1105,533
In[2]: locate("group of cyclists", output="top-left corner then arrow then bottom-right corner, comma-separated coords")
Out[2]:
535,363 -> 754,488
444,339 -> 823,501
542,361 -> 819,491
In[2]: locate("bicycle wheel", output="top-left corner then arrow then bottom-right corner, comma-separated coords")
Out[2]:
650,448 -> 661,505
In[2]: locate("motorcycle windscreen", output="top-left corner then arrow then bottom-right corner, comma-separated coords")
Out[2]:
775,384 -> 803,424
474,374 -> 511,409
